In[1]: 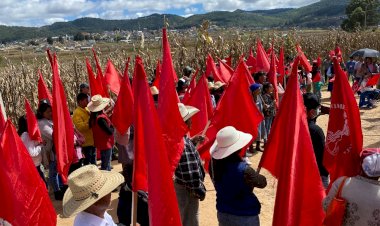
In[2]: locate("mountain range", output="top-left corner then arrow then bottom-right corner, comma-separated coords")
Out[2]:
0,0 -> 349,43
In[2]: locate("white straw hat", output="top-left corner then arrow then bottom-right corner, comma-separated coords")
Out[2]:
150,86 -> 159,95
62,165 -> 124,218
362,153 -> 380,177
87,95 -> 110,112
214,81 -> 226,89
178,103 -> 199,122
210,126 -> 253,160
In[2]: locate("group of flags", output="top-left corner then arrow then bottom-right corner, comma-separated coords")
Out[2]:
0,27 -> 366,226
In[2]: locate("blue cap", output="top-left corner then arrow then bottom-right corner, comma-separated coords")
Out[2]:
249,83 -> 262,92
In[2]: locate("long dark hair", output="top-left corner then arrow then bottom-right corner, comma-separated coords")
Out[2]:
210,151 -> 242,182
17,115 -> 28,135
36,100 -> 51,120
89,111 -> 101,128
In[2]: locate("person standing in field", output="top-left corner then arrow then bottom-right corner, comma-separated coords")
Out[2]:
209,126 -> 267,226
88,95 -> 114,171
72,93 -> 96,165
261,82 -> 276,140
346,56 -> 356,81
79,83 -> 91,102
250,83 -> 266,152
174,103 -> 206,226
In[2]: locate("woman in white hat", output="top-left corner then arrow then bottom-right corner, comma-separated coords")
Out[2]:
210,126 -> 267,226
88,95 -> 114,171
174,103 -> 206,226
323,148 -> 380,226
62,165 -> 124,226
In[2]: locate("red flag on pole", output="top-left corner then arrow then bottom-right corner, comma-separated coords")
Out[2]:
259,57 -> 325,226
92,49 -> 109,97
224,55 -> 232,67
25,98 -> 43,143
104,59 -> 121,95
181,69 -> 198,104
218,59 -> 233,83
366,73 -> 380,86
86,58 -> 102,97
198,58 -> 264,165
158,28 -> 188,173
46,49 -> 53,69
277,47 -> 285,85
296,44 -> 312,72
186,74 -> 214,137
52,54 -> 75,184
37,70 -> 53,104
267,48 -> 279,108
324,57 -> 363,186
0,121 -> 57,226
246,47 -> 256,74
206,54 -> 227,83
255,40 -> 270,73
112,57 -> 133,135
133,57 -> 182,226
0,92 -> 6,133
152,60 -> 162,88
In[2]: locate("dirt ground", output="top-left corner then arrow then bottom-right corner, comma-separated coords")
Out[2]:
56,89 -> 380,226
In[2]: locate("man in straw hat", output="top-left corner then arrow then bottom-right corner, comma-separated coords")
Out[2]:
174,103 -> 206,226
87,95 -> 115,171
209,126 -> 267,226
62,165 -> 124,225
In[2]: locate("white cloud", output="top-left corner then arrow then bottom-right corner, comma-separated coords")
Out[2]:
184,7 -> 198,14
44,17 -> 67,25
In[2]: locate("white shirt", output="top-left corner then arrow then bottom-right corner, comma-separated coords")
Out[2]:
74,211 -> 116,226
20,132 -> 42,166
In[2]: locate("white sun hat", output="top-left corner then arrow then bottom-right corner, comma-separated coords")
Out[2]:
62,165 -> 124,218
362,153 -> 380,177
178,103 -> 200,122
150,86 -> 159,95
87,95 -> 110,112
210,126 -> 253,160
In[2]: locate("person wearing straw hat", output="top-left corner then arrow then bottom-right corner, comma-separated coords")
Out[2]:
174,103 -> 206,226
150,86 -> 159,107
62,165 -> 124,225
209,126 -> 267,226
88,95 -> 115,171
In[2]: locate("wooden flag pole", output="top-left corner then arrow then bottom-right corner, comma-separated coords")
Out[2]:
131,191 -> 138,226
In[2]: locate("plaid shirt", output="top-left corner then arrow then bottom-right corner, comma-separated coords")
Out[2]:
174,136 -> 206,199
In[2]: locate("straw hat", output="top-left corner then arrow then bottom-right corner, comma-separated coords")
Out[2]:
150,86 -> 159,95
87,95 -> 110,112
178,103 -> 199,122
214,81 -> 226,89
62,165 -> 124,217
208,82 -> 215,90
210,126 -> 253,160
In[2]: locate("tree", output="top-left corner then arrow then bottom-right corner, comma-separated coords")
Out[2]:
74,32 -> 85,41
58,36 -> 65,44
342,0 -> 380,31
47,36 -> 54,45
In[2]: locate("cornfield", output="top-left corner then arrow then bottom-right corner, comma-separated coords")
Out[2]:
1,26 -> 380,123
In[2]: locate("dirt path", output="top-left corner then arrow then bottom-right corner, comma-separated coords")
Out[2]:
56,89 -> 380,226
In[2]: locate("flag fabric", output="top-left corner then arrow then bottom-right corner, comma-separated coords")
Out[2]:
52,54 -> 75,184
158,28 -> 188,173
112,57 -> 133,135
104,59 -> 121,95
267,48 -> 279,108
206,54 -> 227,83
225,56 -> 232,67
186,74 -> 214,137
296,44 -> 312,72
133,57 -> 182,226
324,57 -> 363,186
277,47 -> 285,85
255,40 -> 270,73
37,70 -> 53,104
86,58 -> 103,97
0,92 -> 6,133
92,49 -> 109,97
246,47 -> 256,74
181,69 -> 198,104
25,98 -> 43,143
46,49 -> 53,69
152,60 -> 162,88
366,73 -> 380,87
259,56 -> 325,226
198,58 -> 264,165
0,121 -> 56,226
218,58 -> 234,81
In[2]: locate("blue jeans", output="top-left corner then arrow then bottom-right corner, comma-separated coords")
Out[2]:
49,160 -> 63,192
217,212 -> 260,226
359,91 -> 374,107
100,148 -> 112,171
265,117 -> 274,138
82,146 -> 96,165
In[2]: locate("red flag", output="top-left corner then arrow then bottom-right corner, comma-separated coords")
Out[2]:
104,59 -> 121,95
158,28 -> 188,173
324,57 -> 363,186
186,74 -> 214,137
152,60 -> 162,88
0,121 -> 56,226
277,47 -> 285,85
218,58 -> 234,81
86,58 -> 102,97
25,99 -> 42,143
366,73 -> 380,86
255,40 -> 270,73
335,45 -> 343,63
224,56 -> 232,67
259,56 -> 325,226
92,49 -> 109,97
246,47 -> 256,74
133,57 -> 182,225
52,54 -> 75,184
267,48 -> 279,108
181,69 -> 198,104
296,44 -> 312,72
37,70 -> 53,104
46,49 -> 53,69
198,58 -> 264,165
112,58 -> 133,135
206,54 -> 227,83
312,71 -> 322,83
0,92 -> 6,133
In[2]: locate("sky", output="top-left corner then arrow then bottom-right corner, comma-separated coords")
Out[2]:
0,0 -> 319,27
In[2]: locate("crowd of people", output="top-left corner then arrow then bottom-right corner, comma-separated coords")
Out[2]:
13,54 -> 380,226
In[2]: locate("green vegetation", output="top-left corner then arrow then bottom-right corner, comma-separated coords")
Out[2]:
341,0 -> 380,31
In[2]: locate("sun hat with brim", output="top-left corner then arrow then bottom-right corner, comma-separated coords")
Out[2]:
214,81 -> 226,90
361,148 -> 380,177
87,95 -> 110,112
62,165 -> 124,218
150,86 -> 159,95
178,103 -> 199,122
210,126 -> 253,160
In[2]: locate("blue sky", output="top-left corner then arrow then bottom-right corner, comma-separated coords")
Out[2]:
0,0 -> 319,27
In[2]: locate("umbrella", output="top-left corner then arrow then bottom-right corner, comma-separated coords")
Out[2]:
350,48 -> 380,58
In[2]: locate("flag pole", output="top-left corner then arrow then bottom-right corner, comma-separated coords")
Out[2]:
131,191 -> 138,226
